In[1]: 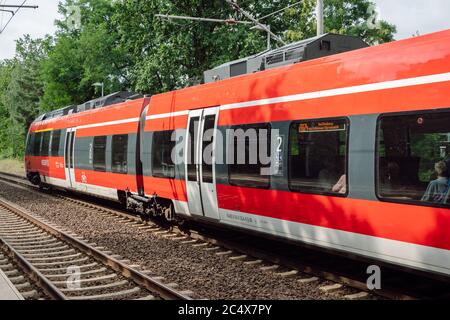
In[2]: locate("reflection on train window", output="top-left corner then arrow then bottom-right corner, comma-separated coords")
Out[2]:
377,112 -> 450,207
33,132 -> 42,156
152,130 -> 175,179
41,131 -> 51,157
187,117 -> 199,182
202,115 -> 216,183
112,134 -> 128,174
51,130 -> 61,157
26,133 -> 35,156
93,136 -> 107,172
228,123 -> 271,189
289,119 -> 348,196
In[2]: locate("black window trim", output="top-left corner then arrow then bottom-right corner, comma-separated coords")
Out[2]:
227,122 -> 272,190
287,116 -> 350,198
375,108 -> 450,210
111,134 -> 129,174
93,135 -> 107,172
50,129 -> 62,157
151,129 -> 176,179
34,132 -> 43,156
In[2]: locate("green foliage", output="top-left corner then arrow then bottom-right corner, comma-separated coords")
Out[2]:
0,0 -> 397,158
0,36 -> 50,158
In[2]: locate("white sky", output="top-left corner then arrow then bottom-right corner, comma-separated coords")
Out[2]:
0,0 -> 450,60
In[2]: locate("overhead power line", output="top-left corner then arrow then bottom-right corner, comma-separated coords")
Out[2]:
0,1 -> 38,35
259,0 -> 303,21
0,9 -> 15,16
0,4 -> 37,9
225,0 -> 286,46
155,14 -> 252,25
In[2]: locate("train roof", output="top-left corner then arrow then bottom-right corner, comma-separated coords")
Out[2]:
36,91 -> 144,122
147,29 -> 450,114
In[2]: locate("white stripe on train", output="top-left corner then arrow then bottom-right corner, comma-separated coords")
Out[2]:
74,71 -> 450,130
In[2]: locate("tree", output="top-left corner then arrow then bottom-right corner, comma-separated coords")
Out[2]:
0,0 -> 397,158
1,36 -> 50,157
0,60 -> 15,157
42,0 -> 396,102
113,0 -> 396,93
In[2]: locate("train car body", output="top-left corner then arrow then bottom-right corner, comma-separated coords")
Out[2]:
26,30 -> 450,277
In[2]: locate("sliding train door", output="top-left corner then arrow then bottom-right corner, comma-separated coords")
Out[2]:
185,107 -> 220,220
64,128 -> 77,188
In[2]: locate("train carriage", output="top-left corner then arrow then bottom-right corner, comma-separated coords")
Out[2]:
26,30 -> 450,277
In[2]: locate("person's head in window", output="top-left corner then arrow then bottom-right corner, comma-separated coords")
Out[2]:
421,161 -> 449,203
435,161 -> 448,178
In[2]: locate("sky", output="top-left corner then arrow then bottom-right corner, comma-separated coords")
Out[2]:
0,0 -> 450,60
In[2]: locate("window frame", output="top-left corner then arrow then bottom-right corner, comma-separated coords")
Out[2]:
50,130 -> 62,157
26,133 -> 35,156
201,114 -> 217,184
111,134 -> 128,174
375,109 -> 450,209
227,122 -> 272,189
187,116 -> 200,182
151,130 -> 176,179
93,135 -> 107,172
287,117 -> 350,197
41,131 -> 52,157
33,132 -> 43,156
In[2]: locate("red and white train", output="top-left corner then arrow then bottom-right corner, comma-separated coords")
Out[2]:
25,30 -> 450,277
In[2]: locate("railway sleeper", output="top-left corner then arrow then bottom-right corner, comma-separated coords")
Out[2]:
60,280 -> 129,292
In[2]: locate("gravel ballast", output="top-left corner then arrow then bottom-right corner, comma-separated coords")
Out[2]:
0,181 -> 357,299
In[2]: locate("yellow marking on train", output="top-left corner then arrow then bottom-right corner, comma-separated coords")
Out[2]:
34,128 -> 54,133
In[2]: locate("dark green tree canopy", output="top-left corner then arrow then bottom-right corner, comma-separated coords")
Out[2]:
0,0 -> 396,158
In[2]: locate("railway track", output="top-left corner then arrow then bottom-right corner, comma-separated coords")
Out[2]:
0,171 -> 449,300
0,249 -> 44,299
0,186 -> 192,300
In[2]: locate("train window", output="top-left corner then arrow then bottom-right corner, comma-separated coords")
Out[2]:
41,131 -> 51,156
202,115 -> 216,183
377,111 -> 450,207
187,117 -> 200,182
50,130 -> 61,157
228,123 -> 271,188
26,133 -> 35,156
289,119 -> 348,196
33,132 -> 43,156
93,136 -> 107,172
152,130 -> 176,178
112,134 -> 128,174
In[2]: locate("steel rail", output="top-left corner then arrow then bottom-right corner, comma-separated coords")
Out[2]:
0,195 -> 191,300
0,230 -> 67,300
1,171 -> 447,300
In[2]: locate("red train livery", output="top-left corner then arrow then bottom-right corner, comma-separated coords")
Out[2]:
26,30 -> 450,277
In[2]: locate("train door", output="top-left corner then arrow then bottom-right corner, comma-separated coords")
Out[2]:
64,128 -> 77,188
185,107 -> 220,220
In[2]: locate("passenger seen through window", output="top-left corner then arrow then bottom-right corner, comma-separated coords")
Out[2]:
377,111 -> 450,206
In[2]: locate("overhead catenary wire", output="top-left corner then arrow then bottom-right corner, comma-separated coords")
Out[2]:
258,0 -> 303,21
0,0 -> 8,30
0,0 -> 38,35
224,0 -> 286,45
155,14 -> 252,25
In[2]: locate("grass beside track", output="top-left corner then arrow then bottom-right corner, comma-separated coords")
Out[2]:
0,158 -> 25,177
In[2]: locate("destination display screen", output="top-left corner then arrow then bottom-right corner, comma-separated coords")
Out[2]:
299,120 -> 346,133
